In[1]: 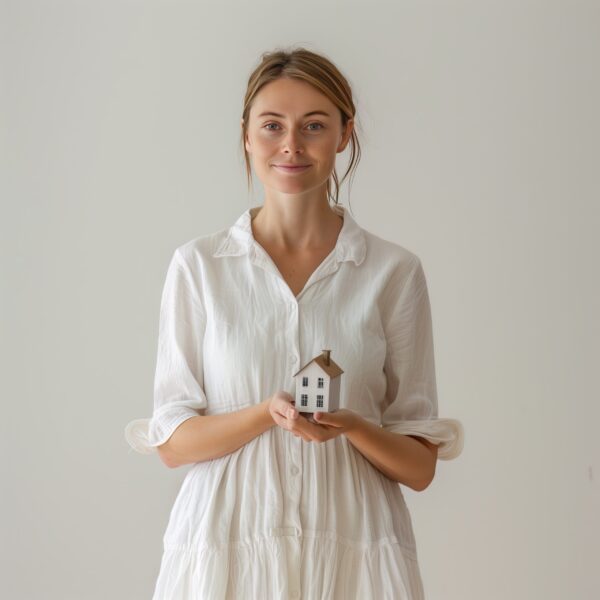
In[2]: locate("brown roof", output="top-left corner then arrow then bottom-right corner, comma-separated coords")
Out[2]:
293,352 -> 344,379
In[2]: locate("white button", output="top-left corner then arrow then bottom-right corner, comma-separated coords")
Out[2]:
290,355 -> 297,363
290,465 -> 299,475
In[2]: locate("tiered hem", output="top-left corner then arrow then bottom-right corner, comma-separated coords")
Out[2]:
152,531 -> 424,600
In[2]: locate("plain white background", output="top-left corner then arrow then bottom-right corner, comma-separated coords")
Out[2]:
2,1 -> 598,598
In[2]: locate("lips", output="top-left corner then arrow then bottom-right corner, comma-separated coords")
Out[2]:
273,164 -> 311,173
274,164 -> 311,168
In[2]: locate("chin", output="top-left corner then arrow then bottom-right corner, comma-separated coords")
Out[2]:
268,179 -> 313,193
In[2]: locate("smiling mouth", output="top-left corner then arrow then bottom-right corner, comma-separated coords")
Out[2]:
273,164 -> 312,172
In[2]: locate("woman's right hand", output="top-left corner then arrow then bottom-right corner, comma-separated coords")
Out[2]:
267,391 -> 311,441
267,391 -> 355,445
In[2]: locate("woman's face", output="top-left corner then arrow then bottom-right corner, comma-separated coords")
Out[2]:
243,78 -> 353,197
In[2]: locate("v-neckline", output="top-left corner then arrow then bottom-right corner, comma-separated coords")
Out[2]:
249,209 -> 345,302
252,241 -> 339,301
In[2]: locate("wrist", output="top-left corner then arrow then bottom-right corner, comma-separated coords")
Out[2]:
345,411 -> 369,437
261,398 -> 275,428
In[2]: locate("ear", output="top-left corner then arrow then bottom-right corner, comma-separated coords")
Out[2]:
241,120 -> 252,154
337,118 -> 354,152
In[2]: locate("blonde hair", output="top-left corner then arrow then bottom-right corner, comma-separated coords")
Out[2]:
240,46 -> 362,207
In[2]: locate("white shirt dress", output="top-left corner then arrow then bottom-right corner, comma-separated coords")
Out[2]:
125,203 -> 464,600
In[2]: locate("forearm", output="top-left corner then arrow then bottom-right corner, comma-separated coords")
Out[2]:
344,418 -> 436,491
158,399 -> 275,467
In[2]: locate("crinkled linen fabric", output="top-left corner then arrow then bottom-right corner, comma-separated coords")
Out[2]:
125,203 -> 464,600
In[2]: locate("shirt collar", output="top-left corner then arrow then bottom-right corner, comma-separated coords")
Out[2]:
212,203 -> 367,265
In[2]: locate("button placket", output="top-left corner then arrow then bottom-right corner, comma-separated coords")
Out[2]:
284,300 -> 302,599
283,437 -> 303,600
288,301 -> 299,369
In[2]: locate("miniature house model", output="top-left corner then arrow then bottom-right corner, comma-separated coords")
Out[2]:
292,349 -> 344,415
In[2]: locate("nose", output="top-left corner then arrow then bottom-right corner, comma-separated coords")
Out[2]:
281,129 -> 304,154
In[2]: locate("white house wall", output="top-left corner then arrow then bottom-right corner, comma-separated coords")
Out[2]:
295,362 -> 332,413
328,376 -> 341,411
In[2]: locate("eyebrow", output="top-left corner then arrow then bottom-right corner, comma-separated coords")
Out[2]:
256,110 -> 331,118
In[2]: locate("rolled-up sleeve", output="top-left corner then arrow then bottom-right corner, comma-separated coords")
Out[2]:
380,255 -> 464,460
124,247 -> 208,455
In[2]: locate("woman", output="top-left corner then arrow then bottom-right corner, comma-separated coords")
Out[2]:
125,47 -> 464,600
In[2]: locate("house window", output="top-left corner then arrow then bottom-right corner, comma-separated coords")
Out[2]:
302,376 -> 308,387
301,394 -> 308,407
316,395 -> 324,408
317,377 -> 324,388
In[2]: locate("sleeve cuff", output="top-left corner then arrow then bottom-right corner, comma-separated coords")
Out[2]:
381,417 -> 464,460
124,405 -> 202,455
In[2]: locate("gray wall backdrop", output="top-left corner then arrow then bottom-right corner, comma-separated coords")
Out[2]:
2,1 -> 599,599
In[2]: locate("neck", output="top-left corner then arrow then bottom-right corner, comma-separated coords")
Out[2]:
250,197 -> 343,253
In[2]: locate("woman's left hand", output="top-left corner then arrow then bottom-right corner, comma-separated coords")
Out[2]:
286,408 -> 361,443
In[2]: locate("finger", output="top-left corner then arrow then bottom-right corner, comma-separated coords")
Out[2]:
292,429 -> 310,441
275,406 -> 298,428
272,414 -> 288,430
289,421 -> 316,442
291,418 -> 323,441
282,399 -> 298,417
273,390 -> 295,406
288,412 -> 311,431
276,401 -> 297,421
287,411 -> 309,433
314,412 -> 341,428
306,419 -> 338,442
314,411 -> 331,423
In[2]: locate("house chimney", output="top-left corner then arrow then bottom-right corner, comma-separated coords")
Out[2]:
322,349 -> 331,366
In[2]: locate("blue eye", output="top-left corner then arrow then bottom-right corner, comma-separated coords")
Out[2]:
263,122 -> 324,131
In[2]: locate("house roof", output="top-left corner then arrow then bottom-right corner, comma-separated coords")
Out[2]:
293,353 -> 344,379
